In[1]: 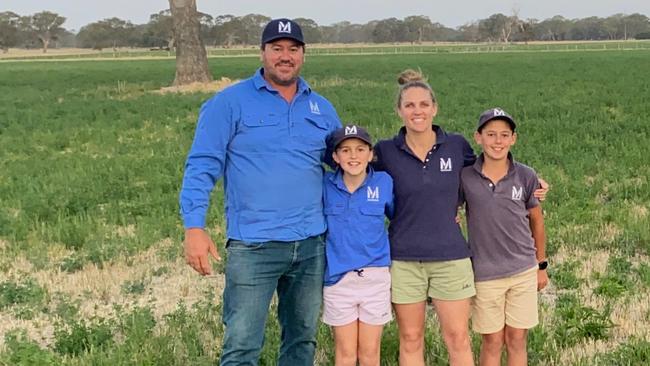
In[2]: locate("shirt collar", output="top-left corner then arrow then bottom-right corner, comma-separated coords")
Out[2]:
394,124 -> 448,152
472,152 -> 516,176
329,166 -> 376,192
252,67 -> 311,95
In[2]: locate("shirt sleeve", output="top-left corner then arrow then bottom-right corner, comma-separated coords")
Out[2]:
322,101 -> 343,169
179,94 -> 236,229
458,170 -> 466,207
385,175 -> 395,219
371,142 -> 386,172
461,136 -> 477,167
524,168 -> 540,210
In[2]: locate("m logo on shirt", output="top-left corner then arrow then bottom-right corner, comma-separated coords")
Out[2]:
345,125 -> 357,135
309,100 -> 321,115
511,186 -> 523,200
278,21 -> 291,34
440,158 -> 452,172
367,186 -> 379,202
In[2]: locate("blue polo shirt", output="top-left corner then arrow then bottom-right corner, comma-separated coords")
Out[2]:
180,68 -> 341,242
323,168 -> 393,286
373,125 -> 476,261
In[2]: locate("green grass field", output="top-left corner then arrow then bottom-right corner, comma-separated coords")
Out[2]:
1,49 -> 649,365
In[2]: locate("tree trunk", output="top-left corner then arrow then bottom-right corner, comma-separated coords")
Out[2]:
168,0 -> 212,85
39,35 -> 49,53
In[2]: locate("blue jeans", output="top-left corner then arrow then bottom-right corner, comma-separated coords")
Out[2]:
220,235 -> 325,366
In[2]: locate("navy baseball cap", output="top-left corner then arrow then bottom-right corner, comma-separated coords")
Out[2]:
261,18 -> 304,46
477,107 -> 517,132
327,125 -> 373,151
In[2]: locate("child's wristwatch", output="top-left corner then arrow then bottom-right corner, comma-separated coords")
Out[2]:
538,260 -> 548,270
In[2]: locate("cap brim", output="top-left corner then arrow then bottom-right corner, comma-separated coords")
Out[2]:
262,35 -> 305,45
478,116 -> 516,131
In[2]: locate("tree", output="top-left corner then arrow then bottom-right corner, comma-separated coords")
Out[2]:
515,18 -> 538,43
198,12 -> 215,46
621,13 -> 650,40
168,0 -> 212,85
143,10 -> 174,49
372,18 -> 407,43
458,21 -> 480,42
212,14 -> 239,47
237,14 -> 271,45
27,11 -> 66,52
536,15 -> 570,41
403,15 -> 433,43
478,13 -> 519,42
0,11 -> 20,52
293,18 -> 322,43
570,17 -> 606,40
320,21 -> 371,43
76,18 -> 136,50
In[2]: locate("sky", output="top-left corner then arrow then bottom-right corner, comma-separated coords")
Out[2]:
3,0 -> 649,32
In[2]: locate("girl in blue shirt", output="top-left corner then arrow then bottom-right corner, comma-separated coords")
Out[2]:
322,125 -> 394,366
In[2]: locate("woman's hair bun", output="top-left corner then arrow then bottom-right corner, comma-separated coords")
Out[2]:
397,69 -> 425,85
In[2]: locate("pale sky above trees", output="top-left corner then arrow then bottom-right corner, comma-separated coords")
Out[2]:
3,0 -> 649,31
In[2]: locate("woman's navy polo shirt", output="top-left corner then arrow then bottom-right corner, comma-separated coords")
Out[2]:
373,125 -> 476,261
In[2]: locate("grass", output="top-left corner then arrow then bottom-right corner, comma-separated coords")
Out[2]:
0,49 -> 649,364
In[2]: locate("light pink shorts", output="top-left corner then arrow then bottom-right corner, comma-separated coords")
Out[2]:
322,266 -> 392,326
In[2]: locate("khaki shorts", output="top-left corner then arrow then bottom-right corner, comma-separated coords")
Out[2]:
472,266 -> 539,334
390,258 -> 475,304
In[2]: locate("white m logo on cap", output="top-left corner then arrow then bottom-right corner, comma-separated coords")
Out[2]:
278,21 -> 291,34
440,158 -> 452,172
512,186 -> 523,200
493,108 -> 506,116
345,126 -> 357,135
367,186 -> 379,201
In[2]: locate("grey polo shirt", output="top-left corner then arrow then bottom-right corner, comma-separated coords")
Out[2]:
461,153 -> 540,282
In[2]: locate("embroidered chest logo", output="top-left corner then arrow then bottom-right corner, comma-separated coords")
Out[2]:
278,21 -> 291,34
493,108 -> 506,116
367,186 -> 379,202
309,100 -> 321,115
511,186 -> 523,200
440,158 -> 452,172
344,125 -> 357,135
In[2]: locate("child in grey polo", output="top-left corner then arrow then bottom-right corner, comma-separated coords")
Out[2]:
461,107 -> 547,366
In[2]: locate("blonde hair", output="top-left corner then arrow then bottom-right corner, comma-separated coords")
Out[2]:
396,69 -> 437,109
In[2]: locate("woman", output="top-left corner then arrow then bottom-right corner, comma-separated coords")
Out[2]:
373,69 -> 545,366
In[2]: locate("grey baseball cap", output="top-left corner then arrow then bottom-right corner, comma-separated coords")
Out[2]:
477,107 -> 516,132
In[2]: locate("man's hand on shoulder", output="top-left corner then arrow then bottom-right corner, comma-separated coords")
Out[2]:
184,228 -> 221,276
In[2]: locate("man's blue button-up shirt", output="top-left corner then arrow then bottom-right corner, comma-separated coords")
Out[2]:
323,168 -> 393,286
180,68 -> 341,242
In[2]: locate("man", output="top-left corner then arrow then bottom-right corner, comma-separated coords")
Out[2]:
179,18 -> 341,366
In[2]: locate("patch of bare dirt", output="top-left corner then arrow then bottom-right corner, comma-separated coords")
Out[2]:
154,78 -> 237,95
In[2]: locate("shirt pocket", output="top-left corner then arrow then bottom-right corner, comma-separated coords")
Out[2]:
298,115 -> 330,150
359,205 -> 387,243
324,205 -> 345,216
236,113 -> 283,151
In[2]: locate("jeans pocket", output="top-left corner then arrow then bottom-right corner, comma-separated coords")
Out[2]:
226,239 -> 265,251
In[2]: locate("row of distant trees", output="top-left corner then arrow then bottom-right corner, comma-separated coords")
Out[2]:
1,10 -> 649,52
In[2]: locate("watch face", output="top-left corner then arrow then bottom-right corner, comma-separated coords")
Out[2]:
538,261 -> 548,270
